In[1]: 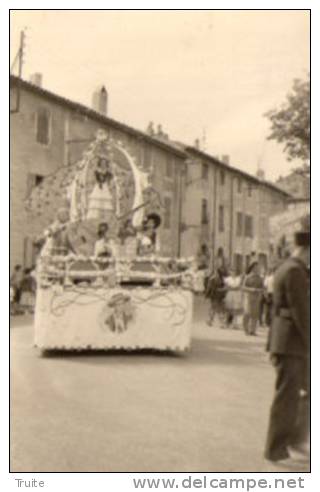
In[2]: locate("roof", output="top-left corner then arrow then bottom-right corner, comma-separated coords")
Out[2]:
184,146 -> 291,198
10,75 -> 186,159
10,74 -> 291,198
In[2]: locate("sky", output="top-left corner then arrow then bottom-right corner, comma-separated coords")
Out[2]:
10,10 -> 310,181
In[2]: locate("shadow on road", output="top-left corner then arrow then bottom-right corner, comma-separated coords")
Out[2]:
38,336 -> 268,370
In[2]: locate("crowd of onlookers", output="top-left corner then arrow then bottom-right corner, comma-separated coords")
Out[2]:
198,245 -> 275,335
10,265 -> 37,315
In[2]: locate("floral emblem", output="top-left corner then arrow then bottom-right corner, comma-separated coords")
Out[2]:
100,293 -> 135,333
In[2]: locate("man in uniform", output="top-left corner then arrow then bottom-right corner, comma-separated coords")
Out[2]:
264,219 -> 310,462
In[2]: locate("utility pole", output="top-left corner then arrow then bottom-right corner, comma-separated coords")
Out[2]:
10,29 -> 26,113
18,29 -> 25,78
10,29 -> 26,76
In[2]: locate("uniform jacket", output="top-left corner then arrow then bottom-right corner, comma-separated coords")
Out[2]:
267,257 -> 310,357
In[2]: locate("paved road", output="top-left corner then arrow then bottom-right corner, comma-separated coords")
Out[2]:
10,298 -> 310,472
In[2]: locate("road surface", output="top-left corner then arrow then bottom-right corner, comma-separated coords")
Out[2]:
10,297 -> 310,472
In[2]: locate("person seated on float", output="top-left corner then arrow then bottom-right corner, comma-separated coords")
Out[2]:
118,217 -> 138,258
41,207 -> 72,257
137,213 -> 161,256
94,222 -> 116,259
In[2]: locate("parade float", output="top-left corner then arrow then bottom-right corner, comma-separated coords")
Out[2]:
27,131 -> 202,353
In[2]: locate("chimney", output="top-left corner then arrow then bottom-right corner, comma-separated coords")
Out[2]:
157,124 -> 163,137
194,138 -> 200,149
256,168 -> 265,181
147,121 -> 155,136
221,155 -> 230,165
92,85 -> 108,115
29,73 -> 43,87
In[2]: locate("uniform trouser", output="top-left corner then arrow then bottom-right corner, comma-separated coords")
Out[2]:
264,354 -> 308,461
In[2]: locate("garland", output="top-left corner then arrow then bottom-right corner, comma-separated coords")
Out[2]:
40,254 -> 196,265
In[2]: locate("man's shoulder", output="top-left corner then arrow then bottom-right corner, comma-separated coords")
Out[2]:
275,259 -> 307,290
276,258 -> 304,276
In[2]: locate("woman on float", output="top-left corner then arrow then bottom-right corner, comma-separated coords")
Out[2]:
137,213 -> 161,256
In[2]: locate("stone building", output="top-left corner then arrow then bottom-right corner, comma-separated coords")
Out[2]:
10,75 -> 290,273
178,146 -> 288,272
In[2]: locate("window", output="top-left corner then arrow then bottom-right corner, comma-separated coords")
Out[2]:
236,212 -> 243,236
35,175 -> 44,186
220,170 -> 225,186
247,183 -> 253,197
244,215 -> 254,238
218,205 -> 224,232
201,199 -> 209,225
165,156 -> 173,178
36,108 -> 51,145
26,173 -> 44,196
202,162 -> 209,180
237,177 -> 242,193
164,197 -> 172,229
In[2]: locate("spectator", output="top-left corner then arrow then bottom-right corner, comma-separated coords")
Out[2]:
10,265 -> 23,313
197,244 -> 210,270
224,268 -> 242,329
242,261 -> 264,336
197,243 -> 210,292
20,268 -> 36,313
205,268 -> 226,328
264,267 -> 275,327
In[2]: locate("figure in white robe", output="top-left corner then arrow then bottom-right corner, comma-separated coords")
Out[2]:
87,157 -> 114,221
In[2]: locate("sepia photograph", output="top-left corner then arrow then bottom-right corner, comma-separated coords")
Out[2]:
9,9 -> 310,475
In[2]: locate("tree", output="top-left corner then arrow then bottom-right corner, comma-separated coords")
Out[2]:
265,75 -> 310,171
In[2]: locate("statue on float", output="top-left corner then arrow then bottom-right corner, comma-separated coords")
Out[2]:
27,130 -> 162,260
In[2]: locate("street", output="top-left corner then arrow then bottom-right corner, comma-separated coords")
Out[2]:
10,298 -> 310,473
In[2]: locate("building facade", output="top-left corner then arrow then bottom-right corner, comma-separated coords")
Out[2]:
10,75 -> 290,273
179,148 -> 288,272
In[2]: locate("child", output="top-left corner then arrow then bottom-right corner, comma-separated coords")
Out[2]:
94,222 -> 116,258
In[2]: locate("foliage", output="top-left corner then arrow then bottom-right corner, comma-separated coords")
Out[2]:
265,75 -> 310,166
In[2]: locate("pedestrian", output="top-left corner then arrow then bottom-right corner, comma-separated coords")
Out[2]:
263,267 -> 275,328
197,243 -> 210,270
224,268 -> 242,329
20,268 -> 36,314
197,243 -> 210,291
10,265 -> 24,314
264,222 -> 310,462
242,261 -> 264,335
205,268 -> 226,327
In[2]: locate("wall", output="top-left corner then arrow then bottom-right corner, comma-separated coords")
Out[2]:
10,87 -> 66,270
